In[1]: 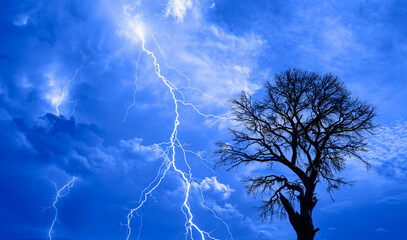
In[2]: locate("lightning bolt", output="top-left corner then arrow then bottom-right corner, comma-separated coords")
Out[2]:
48,177 -> 77,240
123,16 -> 232,240
55,52 -> 86,116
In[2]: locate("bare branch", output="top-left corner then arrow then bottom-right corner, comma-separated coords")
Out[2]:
215,68 -> 376,233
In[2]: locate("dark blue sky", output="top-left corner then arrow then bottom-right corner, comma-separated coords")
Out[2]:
1,0 -> 407,239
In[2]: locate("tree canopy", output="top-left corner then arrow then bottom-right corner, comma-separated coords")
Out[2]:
216,69 -> 376,240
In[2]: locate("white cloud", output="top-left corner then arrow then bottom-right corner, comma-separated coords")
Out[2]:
120,138 -> 164,161
212,202 -> 243,218
291,5 -> 370,72
157,23 -> 263,105
165,0 -> 193,22
193,176 -> 234,199
364,120 -> 407,180
210,201 -> 277,239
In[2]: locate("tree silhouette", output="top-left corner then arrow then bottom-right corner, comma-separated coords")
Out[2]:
216,69 -> 376,240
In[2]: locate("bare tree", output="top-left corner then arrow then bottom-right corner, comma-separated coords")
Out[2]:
215,69 -> 376,240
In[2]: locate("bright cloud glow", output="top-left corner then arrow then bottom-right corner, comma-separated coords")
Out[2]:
120,138 -> 164,161
165,0 -> 193,22
194,177 -> 235,199
43,70 -> 67,116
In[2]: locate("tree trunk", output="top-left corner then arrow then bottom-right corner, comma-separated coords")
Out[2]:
279,194 -> 319,240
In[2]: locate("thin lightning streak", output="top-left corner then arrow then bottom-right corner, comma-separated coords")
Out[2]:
151,35 -> 226,108
126,145 -> 172,240
135,211 -> 143,240
124,21 -> 232,240
151,34 -> 167,60
198,187 -> 233,240
151,34 -> 230,120
55,52 -> 86,116
123,50 -> 143,122
177,100 -> 230,120
182,148 -> 218,176
48,177 -> 77,240
176,141 -> 232,240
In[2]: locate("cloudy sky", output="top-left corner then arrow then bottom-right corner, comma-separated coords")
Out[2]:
1,0 -> 407,239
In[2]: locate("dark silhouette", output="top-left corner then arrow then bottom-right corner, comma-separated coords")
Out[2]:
216,69 -> 376,240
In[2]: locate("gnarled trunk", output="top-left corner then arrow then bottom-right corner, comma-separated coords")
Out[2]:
280,194 -> 319,240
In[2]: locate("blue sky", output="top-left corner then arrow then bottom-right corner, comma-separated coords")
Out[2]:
1,0 -> 407,239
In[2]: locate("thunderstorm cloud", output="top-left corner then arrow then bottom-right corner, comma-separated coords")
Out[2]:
1,0 -> 407,240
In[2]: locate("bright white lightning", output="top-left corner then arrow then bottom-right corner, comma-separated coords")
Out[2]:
124,19 -> 232,240
48,177 -> 77,240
